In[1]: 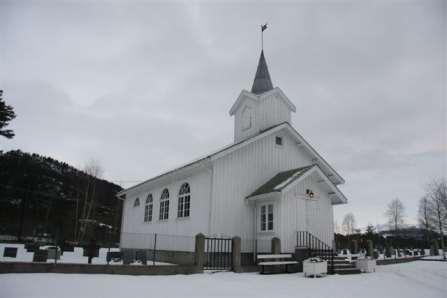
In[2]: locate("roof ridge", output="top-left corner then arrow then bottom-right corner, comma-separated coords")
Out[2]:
117,123 -> 289,196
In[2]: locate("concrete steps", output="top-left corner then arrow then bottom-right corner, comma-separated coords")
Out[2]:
327,258 -> 361,275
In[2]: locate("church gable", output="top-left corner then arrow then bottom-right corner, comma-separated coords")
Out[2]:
246,164 -> 347,205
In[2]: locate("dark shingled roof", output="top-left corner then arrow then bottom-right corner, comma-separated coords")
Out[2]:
251,50 -> 274,94
248,165 -> 314,197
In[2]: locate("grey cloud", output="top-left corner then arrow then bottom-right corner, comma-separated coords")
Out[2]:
1,0 -> 445,228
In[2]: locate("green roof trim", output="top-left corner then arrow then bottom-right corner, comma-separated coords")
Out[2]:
248,165 -> 314,198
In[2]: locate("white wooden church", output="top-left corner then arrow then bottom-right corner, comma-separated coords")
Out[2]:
117,50 -> 347,253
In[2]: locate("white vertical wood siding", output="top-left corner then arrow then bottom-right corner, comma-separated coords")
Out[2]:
256,93 -> 291,132
210,128 -> 315,240
234,91 -> 292,142
280,172 -> 335,252
120,168 -> 212,251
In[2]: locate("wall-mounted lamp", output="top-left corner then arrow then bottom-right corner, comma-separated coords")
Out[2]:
306,189 -> 314,198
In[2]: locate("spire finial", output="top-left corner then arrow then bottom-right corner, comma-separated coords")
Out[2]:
261,23 -> 268,50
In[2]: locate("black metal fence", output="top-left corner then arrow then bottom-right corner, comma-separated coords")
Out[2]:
114,232 -> 196,265
204,237 -> 232,270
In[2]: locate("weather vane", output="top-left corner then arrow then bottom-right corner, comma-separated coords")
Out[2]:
261,23 -> 268,50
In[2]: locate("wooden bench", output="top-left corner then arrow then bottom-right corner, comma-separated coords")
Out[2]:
257,254 -> 298,274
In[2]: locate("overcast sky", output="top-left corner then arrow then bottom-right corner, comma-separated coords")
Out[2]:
1,0 -> 446,229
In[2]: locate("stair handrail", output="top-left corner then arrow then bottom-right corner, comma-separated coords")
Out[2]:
296,230 -> 332,250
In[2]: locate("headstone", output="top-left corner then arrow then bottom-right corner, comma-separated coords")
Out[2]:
33,249 -> 48,262
25,243 -> 38,252
3,247 -> 18,258
106,251 -> 122,263
122,250 -> 135,265
135,250 -> 147,265
47,247 -> 60,260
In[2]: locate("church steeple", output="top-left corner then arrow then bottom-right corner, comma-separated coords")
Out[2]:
251,50 -> 273,95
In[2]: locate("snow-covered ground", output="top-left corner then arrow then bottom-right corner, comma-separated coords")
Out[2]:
1,261 -> 446,298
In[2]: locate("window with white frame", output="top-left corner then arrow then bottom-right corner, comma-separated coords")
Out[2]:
133,197 -> 140,207
177,183 -> 191,218
144,194 -> 153,222
159,189 -> 170,220
260,204 -> 274,231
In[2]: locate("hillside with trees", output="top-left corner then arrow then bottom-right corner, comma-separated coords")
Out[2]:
0,150 -> 123,245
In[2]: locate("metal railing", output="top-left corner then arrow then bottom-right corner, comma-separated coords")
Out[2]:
297,231 -> 335,274
204,237 -> 232,270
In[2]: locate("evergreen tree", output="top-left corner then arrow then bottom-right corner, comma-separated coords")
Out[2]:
0,90 -> 16,139
0,150 -> 122,243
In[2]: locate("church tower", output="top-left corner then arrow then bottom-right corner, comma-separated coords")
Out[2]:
229,50 -> 296,142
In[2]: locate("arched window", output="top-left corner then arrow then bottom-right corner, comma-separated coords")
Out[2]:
144,194 -> 153,222
159,189 -> 170,220
177,183 -> 191,218
133,197 -> 140,207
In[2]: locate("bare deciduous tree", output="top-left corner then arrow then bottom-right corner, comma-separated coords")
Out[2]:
76,159 -> 102,242
385,198 -> 405,231
418,196 -> 433,231
426,179 -> 447,251
342,213 -> 356,235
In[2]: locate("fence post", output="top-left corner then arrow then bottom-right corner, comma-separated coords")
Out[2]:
194,233 -> 205,271
152,233 -> 157,265
232,236 -> 242,273
272,237 -> 281,254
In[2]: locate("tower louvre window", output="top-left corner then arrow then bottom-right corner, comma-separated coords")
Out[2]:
275,136 -> 283,146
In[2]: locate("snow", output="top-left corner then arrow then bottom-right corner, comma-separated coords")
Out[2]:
273,168 -> 309,190
423,255 -> 446,260
1,261 -> 446,298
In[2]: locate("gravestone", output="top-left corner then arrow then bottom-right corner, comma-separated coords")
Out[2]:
106,251 -> 122,263
47,247 -> 60,260
3,247 -> 18,258
25,243 -> 38,252
122,250 -> 135,265
33,249 -> 48,262
135,250 -> 147,265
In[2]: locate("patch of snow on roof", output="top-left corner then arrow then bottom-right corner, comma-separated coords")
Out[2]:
273,167 -> 311,190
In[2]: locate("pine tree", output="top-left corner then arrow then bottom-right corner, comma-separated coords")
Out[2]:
0,90 -> 16,139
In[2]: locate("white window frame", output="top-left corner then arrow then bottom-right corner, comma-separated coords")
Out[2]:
144,194 -> 153,222
133,197 -> 140,207
159,189 -> 170,220
177,183 -> 191,218
260,203 -> 274,232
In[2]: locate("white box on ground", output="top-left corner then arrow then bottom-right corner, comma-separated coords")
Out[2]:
303,259 -> 327,277
356,258 -> 376,273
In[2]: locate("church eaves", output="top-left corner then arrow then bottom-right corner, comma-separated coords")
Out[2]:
251,50 -> 274,94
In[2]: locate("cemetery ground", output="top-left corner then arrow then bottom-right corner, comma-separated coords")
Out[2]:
0,261 -> 446,298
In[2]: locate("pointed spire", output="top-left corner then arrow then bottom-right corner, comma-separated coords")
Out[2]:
251,50 -> 274,95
